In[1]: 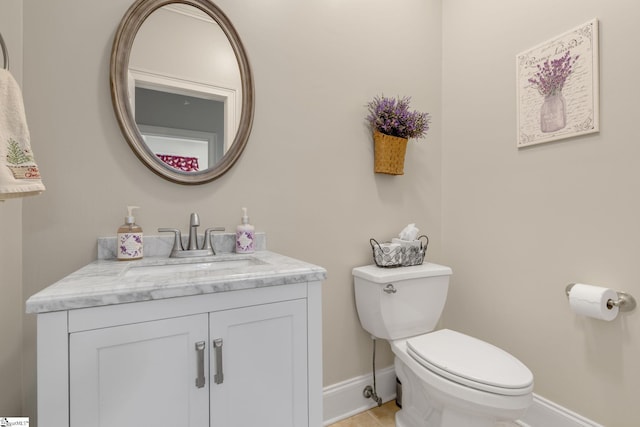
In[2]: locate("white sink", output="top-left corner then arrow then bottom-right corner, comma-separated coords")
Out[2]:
124,257 -> 263,278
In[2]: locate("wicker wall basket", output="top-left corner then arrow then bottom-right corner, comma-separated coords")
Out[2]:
373,130 -> 408,175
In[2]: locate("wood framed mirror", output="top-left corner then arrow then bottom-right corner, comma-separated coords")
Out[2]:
110,0 -> 254,184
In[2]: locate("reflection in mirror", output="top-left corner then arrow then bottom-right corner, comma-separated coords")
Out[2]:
136,88 -> 224,171
110,0 -> 254,184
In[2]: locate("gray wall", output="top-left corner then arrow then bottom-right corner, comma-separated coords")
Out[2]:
0,0 -> 23,416
442,2 -> 640,425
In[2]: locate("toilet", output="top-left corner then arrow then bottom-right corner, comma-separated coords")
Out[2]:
353,263 -> 533,427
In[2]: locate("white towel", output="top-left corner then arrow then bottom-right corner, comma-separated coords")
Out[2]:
0,69 -> 45,200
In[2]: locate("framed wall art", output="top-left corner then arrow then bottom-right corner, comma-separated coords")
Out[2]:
516,19 -> 599,148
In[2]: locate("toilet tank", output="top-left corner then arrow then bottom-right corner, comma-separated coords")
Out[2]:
353,263 -> 452,340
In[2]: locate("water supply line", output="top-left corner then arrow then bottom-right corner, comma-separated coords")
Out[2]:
362,336 -> 383,407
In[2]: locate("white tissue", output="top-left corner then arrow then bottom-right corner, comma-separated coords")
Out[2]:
568,283 -> 619,321
399,223 -> 419,241
392,238 -> 421,249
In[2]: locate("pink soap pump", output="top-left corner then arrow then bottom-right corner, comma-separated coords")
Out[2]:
235,207 -> 255,254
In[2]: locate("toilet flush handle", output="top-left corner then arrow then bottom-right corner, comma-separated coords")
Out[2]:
383,284 -> 397,294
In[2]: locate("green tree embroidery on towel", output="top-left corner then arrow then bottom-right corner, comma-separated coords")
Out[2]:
6,138 -> 33,165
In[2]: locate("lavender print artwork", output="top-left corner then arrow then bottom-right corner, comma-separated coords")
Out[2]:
516,19 -> 599,147
528,51 -> 579,99
528,51 -> 579,133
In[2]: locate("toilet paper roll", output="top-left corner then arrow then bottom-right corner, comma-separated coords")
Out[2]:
568,283 -> 619,321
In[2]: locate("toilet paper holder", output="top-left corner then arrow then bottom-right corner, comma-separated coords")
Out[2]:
565,283 -> 637,312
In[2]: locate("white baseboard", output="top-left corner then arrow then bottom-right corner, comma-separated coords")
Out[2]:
323,368 -> 602,427
322,365 -> 396,426
520,394 -> 604,427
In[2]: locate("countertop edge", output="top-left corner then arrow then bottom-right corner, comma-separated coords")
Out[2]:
26,252 -> 327,314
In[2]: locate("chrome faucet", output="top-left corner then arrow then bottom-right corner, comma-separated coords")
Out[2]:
187,212 -> 200,251
159,213 -> 225,258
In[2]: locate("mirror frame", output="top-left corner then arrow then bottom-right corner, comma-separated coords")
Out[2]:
110,0 -> 254,184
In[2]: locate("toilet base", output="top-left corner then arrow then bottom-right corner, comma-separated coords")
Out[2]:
395,407 -> 429,427
392,341 -> 532,427
395,360 -> 515,427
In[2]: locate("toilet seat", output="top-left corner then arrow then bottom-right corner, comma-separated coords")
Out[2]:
406,329 -> 533,396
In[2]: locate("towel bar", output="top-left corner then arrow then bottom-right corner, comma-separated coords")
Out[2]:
0,31 -> 9,70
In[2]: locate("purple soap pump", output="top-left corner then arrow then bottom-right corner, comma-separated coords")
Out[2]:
235,207 -> 255,254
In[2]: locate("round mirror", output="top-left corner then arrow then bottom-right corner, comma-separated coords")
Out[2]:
110,0 -> 254,184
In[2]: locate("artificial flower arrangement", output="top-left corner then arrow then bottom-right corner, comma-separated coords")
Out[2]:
365,95 -> 430,175
366,95 -> 430,139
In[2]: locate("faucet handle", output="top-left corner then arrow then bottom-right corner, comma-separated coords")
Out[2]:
203,227 -> 225,254
158,228 -> 184,254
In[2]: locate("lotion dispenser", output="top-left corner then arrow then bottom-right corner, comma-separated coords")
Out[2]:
117,206 -> 143,260
235,207 -> 255,254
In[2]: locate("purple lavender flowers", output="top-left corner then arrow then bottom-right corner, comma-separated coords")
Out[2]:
366,95 -> 430,139
528,51 -> 579,97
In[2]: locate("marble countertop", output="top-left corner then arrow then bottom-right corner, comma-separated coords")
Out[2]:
26,251 -> 327,314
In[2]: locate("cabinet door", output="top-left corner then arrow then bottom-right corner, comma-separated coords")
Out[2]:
70,314 -> 209,427
210,299 -> 308,427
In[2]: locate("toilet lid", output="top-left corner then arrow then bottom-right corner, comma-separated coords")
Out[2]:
406,329 -> 533,396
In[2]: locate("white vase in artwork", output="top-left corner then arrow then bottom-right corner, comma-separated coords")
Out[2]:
540,92 -> 566,133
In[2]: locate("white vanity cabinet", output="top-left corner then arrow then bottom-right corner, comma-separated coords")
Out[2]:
66,296 -> 309,427
69,314 -> 210,427
209,299 -> 308,427
29,252 -> 325,427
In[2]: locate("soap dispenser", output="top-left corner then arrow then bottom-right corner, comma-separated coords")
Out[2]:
235,207 -> 255,254
117,206 -> 143,260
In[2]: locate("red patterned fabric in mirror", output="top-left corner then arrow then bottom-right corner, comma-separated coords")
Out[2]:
156,154 -> 199,172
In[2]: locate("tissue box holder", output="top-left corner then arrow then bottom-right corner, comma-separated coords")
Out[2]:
370,235 -> 429,268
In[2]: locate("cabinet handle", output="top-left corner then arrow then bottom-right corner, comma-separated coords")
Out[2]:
195,341 -> 206,388
213,338 -> 224,384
